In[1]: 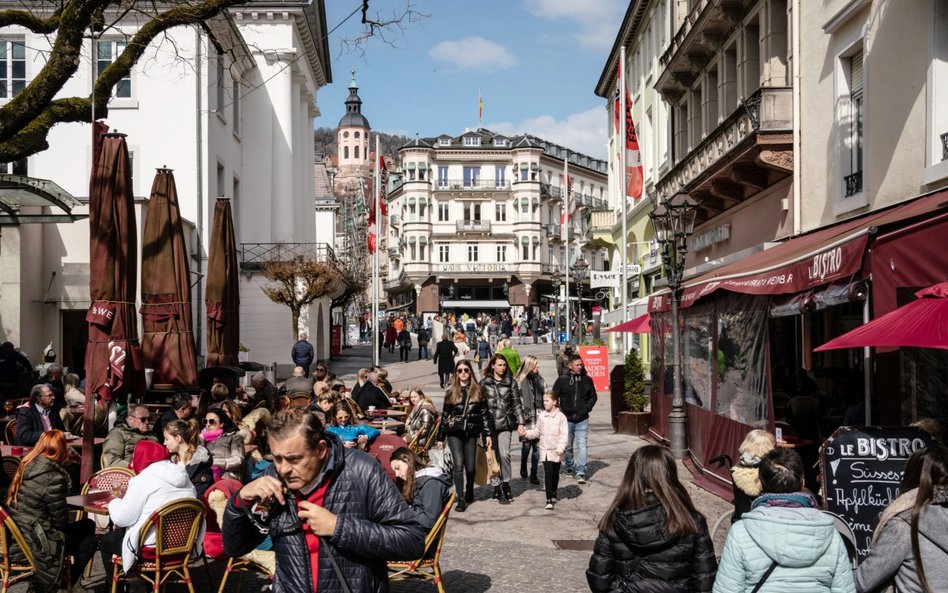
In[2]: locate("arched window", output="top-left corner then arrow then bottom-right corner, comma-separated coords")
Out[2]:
343,131 -> 349,138
355,145 -> 360,159
355,131 -> 361,139
344,146 -> 349,159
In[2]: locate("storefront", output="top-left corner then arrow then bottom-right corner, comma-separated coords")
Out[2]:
648,189 -> 948,496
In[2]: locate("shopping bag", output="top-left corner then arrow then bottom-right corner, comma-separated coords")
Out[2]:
474,445 -> 490,485
484,446 -> 500,477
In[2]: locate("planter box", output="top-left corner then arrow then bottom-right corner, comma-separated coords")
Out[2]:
617,411 -> 650,436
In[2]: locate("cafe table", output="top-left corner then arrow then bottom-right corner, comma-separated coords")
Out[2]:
366,409 -> 407,418
368,419 -> 405,430
2,437 -> 105,457
66,489 -> 115,515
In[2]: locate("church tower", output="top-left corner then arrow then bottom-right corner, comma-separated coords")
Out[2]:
336,69 -> 371,177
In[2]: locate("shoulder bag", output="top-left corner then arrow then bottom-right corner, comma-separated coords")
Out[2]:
443,389 -> 471,433
751,561 -> 778,593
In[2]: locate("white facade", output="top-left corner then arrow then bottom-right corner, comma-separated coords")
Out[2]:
0,3 -> 334,369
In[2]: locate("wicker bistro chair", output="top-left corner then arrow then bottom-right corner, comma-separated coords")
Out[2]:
203,480 -> 273,593
110,499 -> 206,593
3,422 -> 14,447
0,506 -> 36,593
77,467 -> 135,574
387,493 -> 456,593
408,416 -> 442,456
287,392 -> 313,410
0,459 -> 17,484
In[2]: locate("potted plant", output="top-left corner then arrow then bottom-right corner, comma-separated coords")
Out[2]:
238,342 -> 250,363
617,348 -> 650,436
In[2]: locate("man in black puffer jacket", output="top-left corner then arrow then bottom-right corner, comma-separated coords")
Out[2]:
551,354 -> 597,484
222,409 -> 425,593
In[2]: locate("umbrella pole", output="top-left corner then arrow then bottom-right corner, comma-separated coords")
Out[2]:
862,298 -> 872,425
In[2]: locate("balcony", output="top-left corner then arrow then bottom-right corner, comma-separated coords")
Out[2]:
844,171 -> 863,198
589,210 -> 615,231
240,242 -> 336,270
546,223 -> 561,238
540,183 -> 562,200
456,219 -> 491,233
435,179 -> 511,191
657,87 -> 793,224
387,247 -> 400,259
389,214 -> 401,226
941,132 -> 948,161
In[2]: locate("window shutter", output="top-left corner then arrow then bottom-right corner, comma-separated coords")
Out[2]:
850,52 -> 864,93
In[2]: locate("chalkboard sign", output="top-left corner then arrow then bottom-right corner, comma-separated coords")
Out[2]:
820,426 -> 936,559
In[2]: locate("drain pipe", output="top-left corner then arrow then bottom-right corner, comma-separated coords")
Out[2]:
791,0 -> 802,235
194,25 -> 204,363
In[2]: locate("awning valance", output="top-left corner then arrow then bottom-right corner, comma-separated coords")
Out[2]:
408,236 -> 416,244
406,163 -> 416,170
419,197 -> 428,206
532,197 -> 539,205
520,198 -> 529,206
408,198 -> 416,206
649,189 -> 948,312
419,236 -> 428,244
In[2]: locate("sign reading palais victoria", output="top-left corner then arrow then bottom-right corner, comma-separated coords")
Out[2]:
649,234 -> 870,312
820,426 -> 935,559
437,263 -> 511,273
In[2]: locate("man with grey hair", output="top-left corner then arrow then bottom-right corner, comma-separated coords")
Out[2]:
102,404 -> 158,467
354,371 -> 389,412
250,372 -> 278,411
291,333 -> 314,378
15,383 -> 66,446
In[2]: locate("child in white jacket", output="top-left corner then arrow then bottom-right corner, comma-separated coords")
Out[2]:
526,391 -> 569,510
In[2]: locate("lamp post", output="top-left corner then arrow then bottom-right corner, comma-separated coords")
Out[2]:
551,269 -> 563,354
572,257 -> 589,346
648,191 -> 698,459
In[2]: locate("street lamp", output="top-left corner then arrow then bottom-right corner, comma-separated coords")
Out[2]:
550,269 -> 563,354
648,190 -> 698,459
572,257 -> 589,346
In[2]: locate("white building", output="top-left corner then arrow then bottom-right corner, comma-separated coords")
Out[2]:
385,128 -> 609,323
0,1 -> 338,372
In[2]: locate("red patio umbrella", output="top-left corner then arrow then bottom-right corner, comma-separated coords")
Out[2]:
603,312 -> 651,334
82,130 -> 145,481
206,198 -> 240,368
140,169 -> 198,390
815,281 -> 948,351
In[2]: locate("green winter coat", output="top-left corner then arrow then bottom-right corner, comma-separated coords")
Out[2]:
102,421 -> 157,468
7,455 -> 70,593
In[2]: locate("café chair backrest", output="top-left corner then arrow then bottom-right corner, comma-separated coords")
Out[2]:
0,459 -> 17,484
84,467 -> 134,496
287,393 -> 312,409
0,505 -> 37,593
409,416 -> 442,455
3,423 -> 14,448
387,492 -> 456,593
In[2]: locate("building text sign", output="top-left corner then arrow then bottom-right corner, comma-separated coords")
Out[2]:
590,271 -> 621,289
437,263 -> 510,273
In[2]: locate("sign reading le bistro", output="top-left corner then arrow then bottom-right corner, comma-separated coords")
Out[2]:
437,263 -> 510,273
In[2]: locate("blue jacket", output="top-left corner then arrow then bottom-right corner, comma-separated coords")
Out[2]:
713,506 -> 855,593
326,423 -> 381,445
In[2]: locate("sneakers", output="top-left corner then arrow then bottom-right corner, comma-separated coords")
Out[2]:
550,497 -> 558,504
577,475 -> 587,484
492,486 -> 502,500
564,467 -> 573,475
501,483 -> 514,502
544,499 -> 554,510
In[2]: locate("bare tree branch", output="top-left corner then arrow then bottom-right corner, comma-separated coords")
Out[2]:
0,5 -> 62,33
260,258 -> 344,339
339,0 -> 427,58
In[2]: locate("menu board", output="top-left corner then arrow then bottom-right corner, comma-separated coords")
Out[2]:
820,426 -> 935,558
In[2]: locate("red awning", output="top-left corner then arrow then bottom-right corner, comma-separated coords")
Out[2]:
650,189 -> 948,312
603,313 -> 651,334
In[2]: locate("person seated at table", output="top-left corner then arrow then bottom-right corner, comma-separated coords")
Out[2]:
390,446 -> 452,535
284,366 -> 314,396
405,388 -> 439,447
152,392 -> 193,441
63,373 -> 85,407
6,430 -> 96,592
326,402 -> 379,449
249,373 -> 278,411
217,399 -> 252,444
33,364 -> 65,410
100,440 -> 199,582
164,419 -> 214,498
311,383 -> 334,425
355,371 -> 390,412
200,409 -> 246,481
349,368 -> 370,401
207,383 -> 230,410
102,404 -> 158,468
15,384 -> 65,446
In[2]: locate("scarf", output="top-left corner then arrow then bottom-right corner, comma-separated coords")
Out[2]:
202,427 -> 224,443
751,491 -> 818,510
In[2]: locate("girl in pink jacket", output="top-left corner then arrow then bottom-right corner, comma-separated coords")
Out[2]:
526,391 -> 569,510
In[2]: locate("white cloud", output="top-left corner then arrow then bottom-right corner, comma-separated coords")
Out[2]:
524,0 -> 625,51
428,37 -> 517,72
490,106 -> 608,159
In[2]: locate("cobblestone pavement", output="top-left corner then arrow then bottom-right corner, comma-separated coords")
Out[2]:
72,341 -> 731,593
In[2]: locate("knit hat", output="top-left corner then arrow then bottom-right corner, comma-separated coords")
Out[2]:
130,439 -> 169,473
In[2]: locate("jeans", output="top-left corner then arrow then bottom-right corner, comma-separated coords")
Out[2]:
490,429 -> 516,485
564,418 -> 589,477
446,435 -> 477,497
418,345 -> 429,359
521,439 -> 539,477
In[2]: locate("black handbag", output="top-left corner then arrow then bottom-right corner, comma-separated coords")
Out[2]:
444,390 -> 471,432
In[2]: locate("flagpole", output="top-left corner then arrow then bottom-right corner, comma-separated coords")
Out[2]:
563,153 -> 571,345
620,46 -> 629,354
372,136 -> 381,367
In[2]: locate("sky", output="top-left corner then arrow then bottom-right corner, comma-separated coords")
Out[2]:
318,0 -> 627,160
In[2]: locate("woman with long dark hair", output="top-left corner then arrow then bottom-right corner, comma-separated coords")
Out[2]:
480,353 -> 525,503
325,401 -> 380,448
436,359 -> 490,513
587,445 -> 716,593
201,408 -> 245,480
6,430 -> 96,592
855,445 -> 948,593
390,447 -> 452,532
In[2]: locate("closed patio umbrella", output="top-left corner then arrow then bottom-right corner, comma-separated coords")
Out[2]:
82,130 -> 145,481
815,281 -> 948,351
206,198 -> 240,368
140,168 -> 198,390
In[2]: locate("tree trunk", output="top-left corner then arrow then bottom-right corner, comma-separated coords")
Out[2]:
291,307 -> 301,341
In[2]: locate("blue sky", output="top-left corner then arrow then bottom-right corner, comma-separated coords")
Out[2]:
318,0 -> 627,159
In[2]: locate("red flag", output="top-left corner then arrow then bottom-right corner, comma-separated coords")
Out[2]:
614,61 -> 643,200
378,156 -> 389,216
367,224 -> 377,253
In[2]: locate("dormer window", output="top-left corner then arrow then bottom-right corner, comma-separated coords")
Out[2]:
493,138 -> 506,147
439,138 -> 451,146
463,136 -> 481,146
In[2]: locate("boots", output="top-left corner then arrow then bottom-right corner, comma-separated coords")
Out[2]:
492,486 -> 502,500
502,482 -> 514,502
520,459 -> 528,480
454,499 -> 467,513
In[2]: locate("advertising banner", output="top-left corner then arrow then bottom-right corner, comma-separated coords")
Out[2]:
579,346 -> 609,392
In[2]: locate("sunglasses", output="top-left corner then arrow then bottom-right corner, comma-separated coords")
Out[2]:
203,418 -> 219,426
316,367 -> 327,372
134,416 -> 151,423
457,368 -> 471,374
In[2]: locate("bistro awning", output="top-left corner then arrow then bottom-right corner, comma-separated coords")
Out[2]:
442,299 -> 510,309
650,189 -> 948,312
0,174 -> 88,224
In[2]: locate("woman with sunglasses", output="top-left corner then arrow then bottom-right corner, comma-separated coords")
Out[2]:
436,359 -> 491,512
480,354 -> 525,503
325,402 -> 380,448
200,409 -> 246,480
